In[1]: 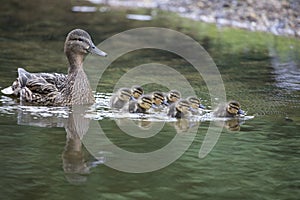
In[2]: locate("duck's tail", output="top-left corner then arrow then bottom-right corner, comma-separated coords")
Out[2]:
1,86 -> 14,95
1,68 -> 30,96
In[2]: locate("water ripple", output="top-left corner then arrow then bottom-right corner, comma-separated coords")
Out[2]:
0,93 -> 254,128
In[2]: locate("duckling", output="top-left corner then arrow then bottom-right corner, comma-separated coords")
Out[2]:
1,29 -> 107,106
150,91 -> 165,111
167,99 -> 191,119
110,88 -> 131,109
163,90 -> 181,106
212,100 -> 245,118
125,95 -> 153,114
130,85 -> 144,101
187,96 -> 205,115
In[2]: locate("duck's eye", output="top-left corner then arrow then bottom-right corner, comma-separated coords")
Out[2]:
71,38 -> 83,42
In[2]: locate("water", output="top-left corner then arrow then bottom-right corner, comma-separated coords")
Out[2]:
1,0 -> 300,199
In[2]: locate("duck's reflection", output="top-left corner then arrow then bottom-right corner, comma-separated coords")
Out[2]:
17,105 -> 92,184
15,104 -> 239,183
62,107 -> 91,184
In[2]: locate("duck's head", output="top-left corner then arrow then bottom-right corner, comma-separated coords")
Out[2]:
226,100 -> 245,116
117,88 -> 131,101
167,90 -> 181,103
151,91 -> 164,106
131,86 -> 144,99
137,95 -> 152,110
64,29 -> 107,60
187,96 -> 205,109
176,100 -> 190,113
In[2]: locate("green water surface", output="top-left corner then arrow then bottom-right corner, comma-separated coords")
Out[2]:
0,0 -> 300,200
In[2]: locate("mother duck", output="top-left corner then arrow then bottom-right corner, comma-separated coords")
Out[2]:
1,29 -> 107,106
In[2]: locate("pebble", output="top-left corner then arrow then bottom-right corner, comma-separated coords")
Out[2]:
98,0 -> 300,38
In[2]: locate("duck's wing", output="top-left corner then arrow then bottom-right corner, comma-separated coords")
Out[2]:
17,68 -> 56,92
1,68 -> 66,105
34,72 -> 67,91
3,68 -> 60,104
18,68 -> 60,103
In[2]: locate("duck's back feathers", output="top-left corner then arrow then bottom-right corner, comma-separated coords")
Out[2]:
17,68 -> 66,91
2,68 -> 66,105
34,72 -> 67,91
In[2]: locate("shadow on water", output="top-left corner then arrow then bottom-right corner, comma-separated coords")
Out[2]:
0,0 -> 300,199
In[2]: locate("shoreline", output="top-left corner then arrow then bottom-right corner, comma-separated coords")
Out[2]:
93,0 -> 300,38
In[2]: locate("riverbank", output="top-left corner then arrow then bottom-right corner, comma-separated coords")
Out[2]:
94,0 -> 300,38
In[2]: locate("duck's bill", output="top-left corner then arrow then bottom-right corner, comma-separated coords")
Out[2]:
89,46 -> 107,57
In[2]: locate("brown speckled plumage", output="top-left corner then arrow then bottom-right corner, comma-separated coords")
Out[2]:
212,100 -> 245,117
1,29 -> 107,106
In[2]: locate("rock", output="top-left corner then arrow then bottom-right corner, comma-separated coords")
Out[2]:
99,0 -> 300,38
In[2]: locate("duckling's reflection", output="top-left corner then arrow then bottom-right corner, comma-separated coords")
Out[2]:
16,104 -> 241,182
169,119 -> 200,134
214,118 -> 244,132
224,119 -> 242,131
115,118 -> 153,130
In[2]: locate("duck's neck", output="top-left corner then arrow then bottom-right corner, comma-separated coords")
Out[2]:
66,53 -> 84,74
63,53 -> 95,105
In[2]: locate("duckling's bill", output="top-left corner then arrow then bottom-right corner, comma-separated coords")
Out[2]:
199,104 -> 205,109
237,109 -> 245,116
